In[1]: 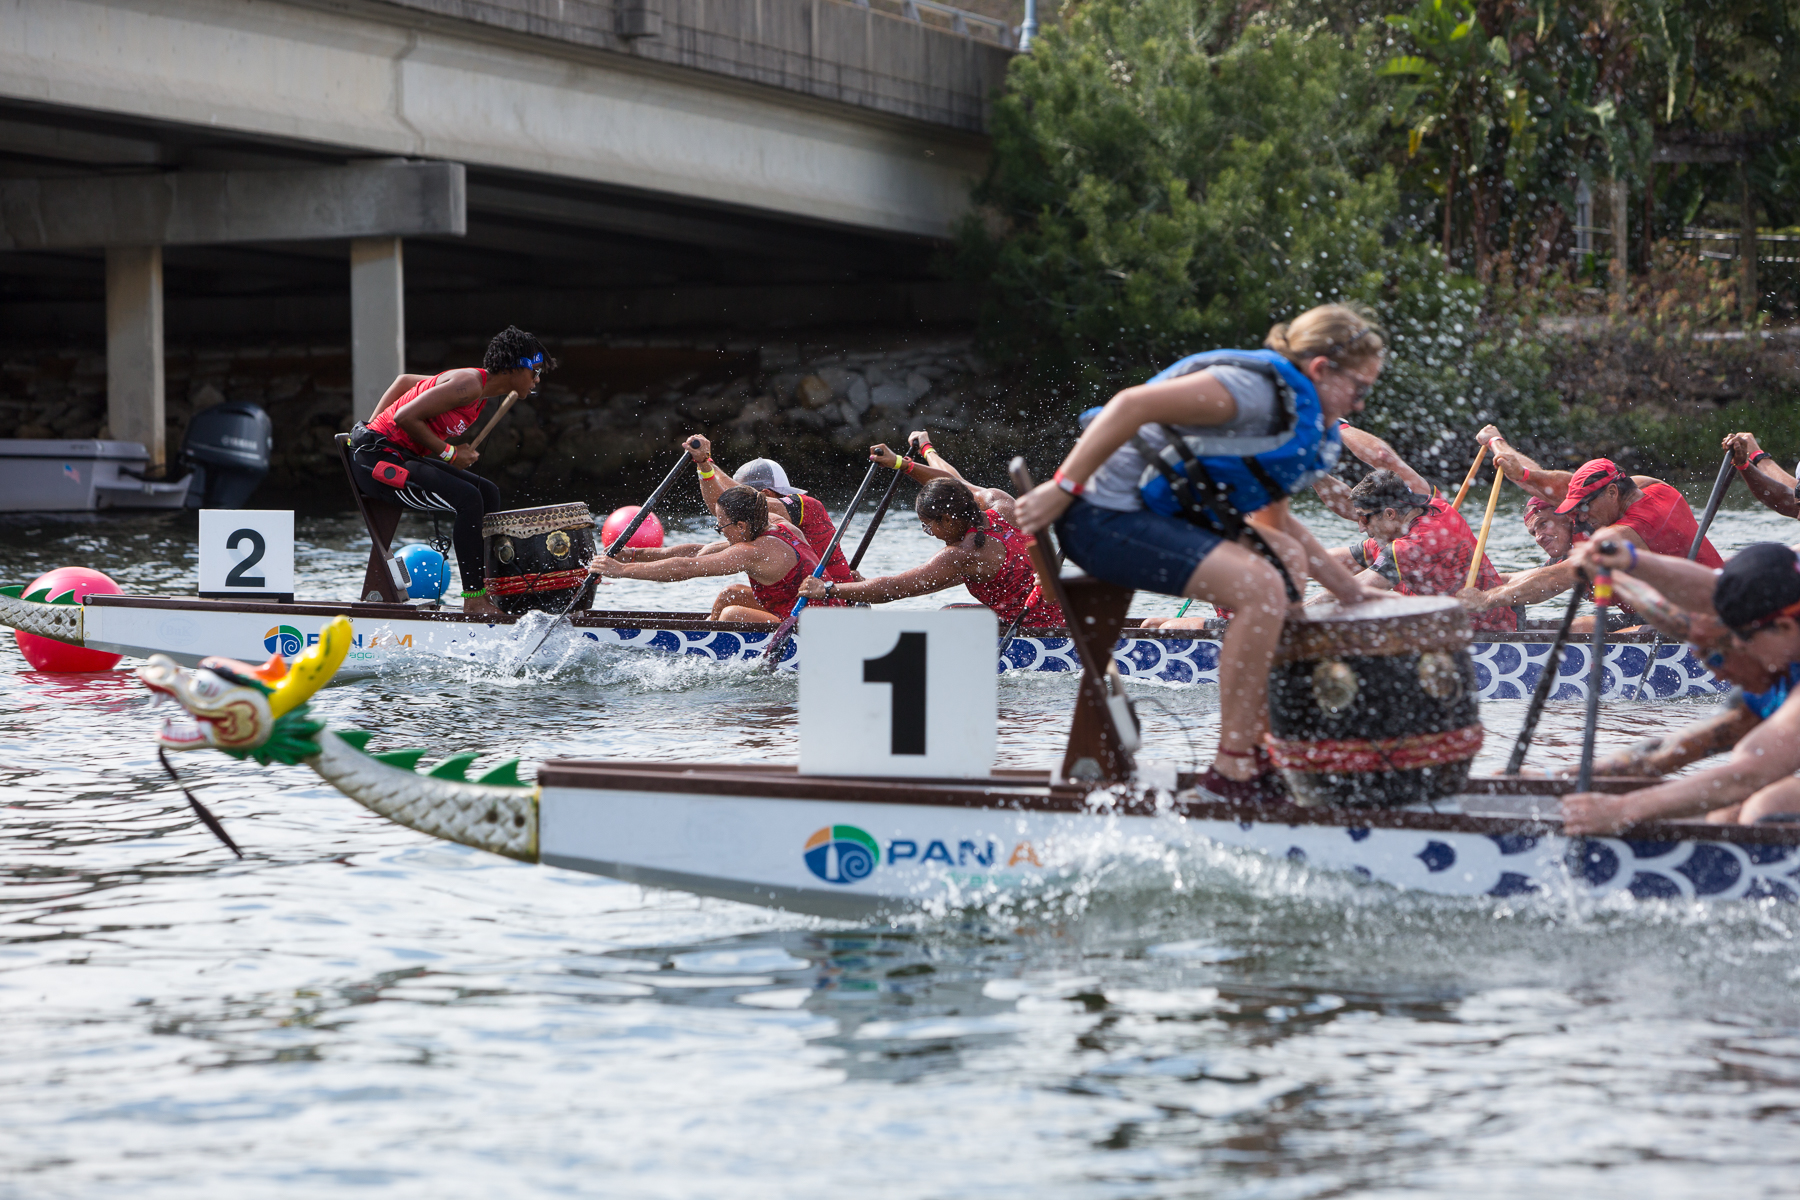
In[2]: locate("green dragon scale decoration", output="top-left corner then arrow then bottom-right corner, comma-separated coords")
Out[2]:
138,615 -> 538,861
0,583 -> 86,645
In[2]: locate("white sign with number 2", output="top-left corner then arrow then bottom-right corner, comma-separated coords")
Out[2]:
798,607 -> 997,779
197,509 -> 296,600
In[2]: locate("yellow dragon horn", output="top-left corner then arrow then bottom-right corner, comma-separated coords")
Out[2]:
268,616 -> 353,717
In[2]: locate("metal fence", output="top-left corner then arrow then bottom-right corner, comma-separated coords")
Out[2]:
851,0 -> 1017,46
1670,228 -> 1800,311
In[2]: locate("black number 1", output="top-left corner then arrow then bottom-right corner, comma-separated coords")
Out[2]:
224,529 -> 268,587
863,631 -> 927,755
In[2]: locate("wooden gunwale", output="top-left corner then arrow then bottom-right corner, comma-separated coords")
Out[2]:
535,761 -> 1800,849
75,594 -> 1659,644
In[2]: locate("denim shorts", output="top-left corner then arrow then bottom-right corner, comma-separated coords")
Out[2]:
1055,500 -> 1225,597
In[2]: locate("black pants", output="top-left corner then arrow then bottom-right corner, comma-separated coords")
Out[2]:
350,429 -> 501,593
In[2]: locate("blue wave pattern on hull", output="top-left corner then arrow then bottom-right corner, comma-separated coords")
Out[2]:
1200,819 -> 1800,902
576,627 -> 1727,700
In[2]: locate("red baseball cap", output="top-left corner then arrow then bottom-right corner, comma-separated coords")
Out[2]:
1553,459 -> 1625,515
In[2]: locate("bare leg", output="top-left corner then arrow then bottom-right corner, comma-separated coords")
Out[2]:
710,584 -> 757,619
1183,542 -> 1288,781
719,604 -> 781,624
465,593 -> 505,618
1140,615 -> 1215,631
1738,777 -> 1800,824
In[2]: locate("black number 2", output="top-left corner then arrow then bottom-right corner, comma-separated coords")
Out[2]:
224,529 -> 268,587
863,631 -> 927,755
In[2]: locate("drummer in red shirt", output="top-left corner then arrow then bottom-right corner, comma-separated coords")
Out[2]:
1457,435 -> 1723,619
1339,470 -> 1517,631
350,325 -> 551,617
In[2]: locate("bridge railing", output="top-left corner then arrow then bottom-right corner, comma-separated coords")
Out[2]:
849,0 -> 1016,47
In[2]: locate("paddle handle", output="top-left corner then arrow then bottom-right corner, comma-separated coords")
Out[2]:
1465,468 -> 1506,589
604,446 -> 697,559
1451,443 -> 1488,509
468,391 -> 520,450
1687,451 -> 1735,560
1174,598 -> 1194,618
848,438 -> 919,572
1504,585 -> 1584,773
1576,569 -> 1612,791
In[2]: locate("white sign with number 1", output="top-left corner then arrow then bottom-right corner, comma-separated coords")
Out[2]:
798,607 -> 997,778
198,509 -> 296,602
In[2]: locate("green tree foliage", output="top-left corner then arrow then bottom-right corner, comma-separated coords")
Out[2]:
958,0 -> 1558,475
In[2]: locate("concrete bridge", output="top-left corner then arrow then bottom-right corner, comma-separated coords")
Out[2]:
0,0 -> 1014,463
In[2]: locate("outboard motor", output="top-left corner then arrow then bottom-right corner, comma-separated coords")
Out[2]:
182,400 -> 272,509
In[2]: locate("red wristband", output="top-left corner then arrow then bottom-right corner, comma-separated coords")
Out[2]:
1521,467 -> 1531,483
1053,467 -> 1084,496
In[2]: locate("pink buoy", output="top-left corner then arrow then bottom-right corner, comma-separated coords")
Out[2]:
600,506 -> 665,550
15,566 -> 123,672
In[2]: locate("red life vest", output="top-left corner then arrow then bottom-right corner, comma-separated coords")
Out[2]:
778,494 -> 855,582
748,525 -> 844,619
366,370 -> 488,456
965,512 -> 1064,627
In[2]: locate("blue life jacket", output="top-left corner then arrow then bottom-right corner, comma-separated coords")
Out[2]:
1742,661 -> 1800,720
1082,349 -> 1341,535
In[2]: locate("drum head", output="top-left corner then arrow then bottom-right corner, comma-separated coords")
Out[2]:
482,503 -> 595,539
1276,594 -> 1470,664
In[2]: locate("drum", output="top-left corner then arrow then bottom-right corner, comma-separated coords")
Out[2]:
1264,595 -> 1481,808
482,503 -> 598,616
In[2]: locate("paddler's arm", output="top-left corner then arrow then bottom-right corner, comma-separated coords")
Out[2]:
1570,537 -> 1718,611
392,368 -> 485,468
1724,432 -> 1800,519
371,374 -> 429,419
1562,690 -> 1800,833
587,539 -> 766,583
1251,499 -> 1375,606
681,435 -> 736,517
620,542 -> 719,563
1565,703 -> 1762,780
1312,473 -> 1356,520
1014,370 -> 1240,533
1337,425 -> 1431,498
797,545 -> 981,605
1458,559 -> 1580,611
1477,425 -> 1565,502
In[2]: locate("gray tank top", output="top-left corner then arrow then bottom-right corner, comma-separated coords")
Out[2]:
1084,365 -> 1283,513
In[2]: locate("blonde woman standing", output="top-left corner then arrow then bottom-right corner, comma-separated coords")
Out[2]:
1014,304 -> 1386,801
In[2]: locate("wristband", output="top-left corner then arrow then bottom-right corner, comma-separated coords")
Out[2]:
1520,467 -> 1531,484
919,442 -> 935,455
439,444 -> 456,462
1626,542 -> 1638,571
889,452 -> 907,470
460,588 -> 487,598
697,465 -> 715,480
825,581 -> 837,600
1053,467 -> 1084,496
1747,451 -> 1773,469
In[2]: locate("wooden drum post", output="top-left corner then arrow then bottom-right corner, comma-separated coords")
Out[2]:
1264,595 -> 1482,807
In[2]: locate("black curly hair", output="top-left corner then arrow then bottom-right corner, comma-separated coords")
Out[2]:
483,326 -> 558,375
916,478 -> 986,546
716,486 -> 770,538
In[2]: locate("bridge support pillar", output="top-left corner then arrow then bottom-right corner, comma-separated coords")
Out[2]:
351,236 -> 406,423
105,246 -> 166,467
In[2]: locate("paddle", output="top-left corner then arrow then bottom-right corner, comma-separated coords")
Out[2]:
1465,467 -> 1506,590
756,457 -> 886,670
1628,450 -> 1735,700
1008,458 -> 1139,760
157,746 -> 245,858
1576,566 -> 1614,791
509,444 -> 696,672
1504,585 -> 1584,774
467,390 -> 520,451
1173,598 -> 1194,619
847,437 -> 920,572
1451,443 -> 1488,510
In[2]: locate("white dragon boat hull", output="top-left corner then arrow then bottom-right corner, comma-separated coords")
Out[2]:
535,763 -> 1800,917
7,591 -> 1729,701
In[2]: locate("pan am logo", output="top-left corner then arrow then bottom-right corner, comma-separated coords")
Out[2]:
264,625 -> 305,657
803,825 -> 880,885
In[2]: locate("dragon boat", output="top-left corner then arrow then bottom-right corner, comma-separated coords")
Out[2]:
3,583 -> 1726,701
135,609 -> 1800,914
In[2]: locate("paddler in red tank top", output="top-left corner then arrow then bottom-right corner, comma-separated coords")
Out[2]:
589,486 -> 846,622
349,325 -> 551,618
799,462 -> 1065,629
1457,431 -> 1724,621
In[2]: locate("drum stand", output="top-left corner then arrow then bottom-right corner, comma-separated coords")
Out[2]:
1057,577 -> 1140,786
334,433 -> 409,604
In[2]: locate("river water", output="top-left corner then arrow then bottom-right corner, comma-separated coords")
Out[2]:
3,489 -> 1799,1197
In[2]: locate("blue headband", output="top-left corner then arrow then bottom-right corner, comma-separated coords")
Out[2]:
517,351 -> 544,371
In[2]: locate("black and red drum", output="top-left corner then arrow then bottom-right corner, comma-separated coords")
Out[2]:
482,503 -> 598,616
1265,595 -> 1482,808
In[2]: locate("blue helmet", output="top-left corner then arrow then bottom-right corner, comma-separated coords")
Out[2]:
396,543 -> 449,600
